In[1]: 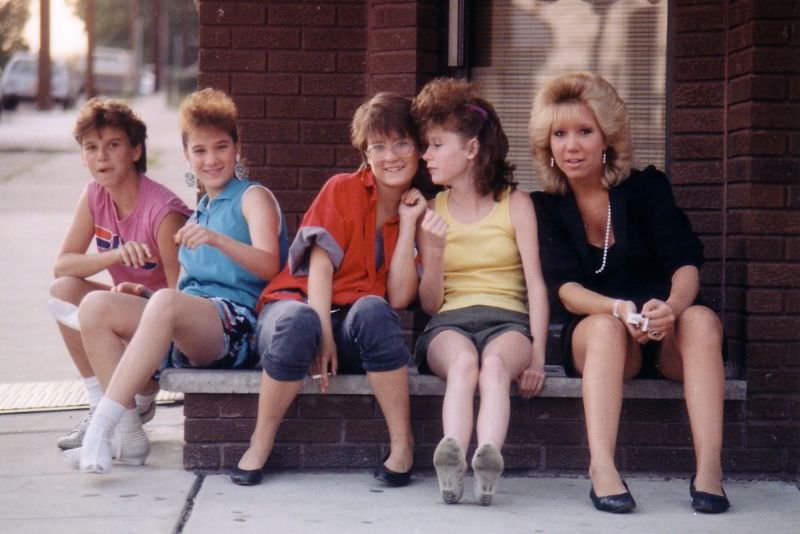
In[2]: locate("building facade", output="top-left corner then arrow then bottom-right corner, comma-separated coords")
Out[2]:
194,0 -> 799,475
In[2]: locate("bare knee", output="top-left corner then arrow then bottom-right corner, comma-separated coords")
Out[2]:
480,353 -> 510,384
580,314 -> 628,353
50,276 -> 90,304
676,305 -> 723,356
448,353 -> 479,386
143,288 -> 183,326
78,290 -> 117,330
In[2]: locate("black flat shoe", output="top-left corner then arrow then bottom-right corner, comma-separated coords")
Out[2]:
690,476 -> 730,514
590,480 -> 636,513
373,455 -> 413,487
230,464 -> 264,486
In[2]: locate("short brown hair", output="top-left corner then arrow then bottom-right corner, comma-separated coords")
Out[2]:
529,72 -> 632,194
179,88 -> 239,148
350,92 -> 421,163
73,97 -> 147,173
412,77 -> 515,200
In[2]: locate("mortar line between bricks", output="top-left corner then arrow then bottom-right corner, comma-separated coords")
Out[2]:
172,474 -> 205,534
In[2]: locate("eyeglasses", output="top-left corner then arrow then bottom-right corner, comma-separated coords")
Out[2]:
365,139 -> 415,159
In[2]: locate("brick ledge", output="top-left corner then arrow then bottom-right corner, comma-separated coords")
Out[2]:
160,368 -> 747,400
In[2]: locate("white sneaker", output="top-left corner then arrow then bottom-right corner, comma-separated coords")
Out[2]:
137,398 -> 156,424
111,427 -> 150,466
57,410 -> 93,450
433,437 -> 467,504
471,442 -> 504,506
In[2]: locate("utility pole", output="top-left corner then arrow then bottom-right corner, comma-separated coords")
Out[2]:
132,0 -> 142,96
153,0 -> 162,91
37,0 -> 52,110
85,0 -> 95,98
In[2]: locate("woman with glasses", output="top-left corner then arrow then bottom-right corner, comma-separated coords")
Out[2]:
231,92 -> 427,487
412,78 -> 549,506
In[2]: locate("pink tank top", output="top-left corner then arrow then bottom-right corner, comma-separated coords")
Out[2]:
87,175 -> 192,289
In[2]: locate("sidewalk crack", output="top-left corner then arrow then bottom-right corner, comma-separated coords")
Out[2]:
172,473 -> 204,534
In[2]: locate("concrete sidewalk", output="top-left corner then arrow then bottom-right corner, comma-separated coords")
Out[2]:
1,407 -> 797,533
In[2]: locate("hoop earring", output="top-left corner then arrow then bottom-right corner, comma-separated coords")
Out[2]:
234,158 -> 247,180
549,157 -> 554,168
184,170 -> 196,188
602,151 -> 607,165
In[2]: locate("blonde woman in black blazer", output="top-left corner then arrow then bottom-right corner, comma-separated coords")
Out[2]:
530,72 -> 729,515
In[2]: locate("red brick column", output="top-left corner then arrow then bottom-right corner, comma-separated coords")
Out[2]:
196,1 -> 366,231
725,0 -> 800,473
366,0 -> 441,96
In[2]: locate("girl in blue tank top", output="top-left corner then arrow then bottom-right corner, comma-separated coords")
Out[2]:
67,89 -> 288,475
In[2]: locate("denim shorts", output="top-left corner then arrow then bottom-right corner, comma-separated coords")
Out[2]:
414,305 -> 531,374
163,296 -> 259,370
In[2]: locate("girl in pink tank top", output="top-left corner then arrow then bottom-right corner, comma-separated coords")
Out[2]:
50,99 -> 190,454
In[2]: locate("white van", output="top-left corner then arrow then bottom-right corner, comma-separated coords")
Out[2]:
0,52 -> 82,110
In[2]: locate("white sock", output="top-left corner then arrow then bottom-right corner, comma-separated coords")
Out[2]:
118,407 -> 143,432
83,376 -> 102,409
80,397 -> 126,473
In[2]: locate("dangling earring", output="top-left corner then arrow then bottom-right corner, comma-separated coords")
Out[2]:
234,157 -> 247,180
602,150 -> 607,165
184,170 -> 196,188
549,157 -> 554,168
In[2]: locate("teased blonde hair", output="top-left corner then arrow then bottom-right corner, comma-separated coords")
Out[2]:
180,88 -> 239,148
529,72 -> 632,194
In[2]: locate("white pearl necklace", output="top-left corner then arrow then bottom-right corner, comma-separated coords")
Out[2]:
594,201 -> 611,274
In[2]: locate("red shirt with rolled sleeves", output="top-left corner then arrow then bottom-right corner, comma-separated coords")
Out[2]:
257,168 -> 401,310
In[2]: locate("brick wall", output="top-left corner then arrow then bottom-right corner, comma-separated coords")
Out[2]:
667,0 -> 799,474
194,0 -> 799,475
723,0 -> 800,472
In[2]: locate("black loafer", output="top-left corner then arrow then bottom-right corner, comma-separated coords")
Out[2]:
590,480 -> 636,513
690,476 -> 730,514
230,464 -> 264,486
373,456 -> 413,487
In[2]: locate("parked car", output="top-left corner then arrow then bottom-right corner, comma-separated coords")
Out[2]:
89,47 -> 138,96
0,52 -> 82,110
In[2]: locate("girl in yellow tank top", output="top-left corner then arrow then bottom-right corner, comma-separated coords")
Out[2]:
412,78 -> 549,506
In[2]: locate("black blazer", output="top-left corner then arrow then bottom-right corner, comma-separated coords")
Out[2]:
532,166 -> 703,315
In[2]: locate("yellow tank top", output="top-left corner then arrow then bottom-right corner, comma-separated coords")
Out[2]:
435,188 -> 527,314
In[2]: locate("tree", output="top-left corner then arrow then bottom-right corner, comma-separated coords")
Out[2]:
67,0 -> 131,49
0,0 -> 31,69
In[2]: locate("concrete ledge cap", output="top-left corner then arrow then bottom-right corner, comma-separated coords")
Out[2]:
160,368 -> 747,400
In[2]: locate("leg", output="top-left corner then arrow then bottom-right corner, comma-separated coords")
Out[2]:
78,290 -> 148,390
572,314 -> 641,497
426,330 -> 478,504
427,331 -> 480,451
340,296 -> 414,473
49,276 -> 109,378
236,301 -> 321,477
476,330 -> 532,448
470,330 -> 532,505
106,289 -> 225,408
75,290 -> 225,473
658,305 -> 725,496
51,278 -> 111,450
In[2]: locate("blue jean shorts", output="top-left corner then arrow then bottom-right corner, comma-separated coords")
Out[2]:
163,296 -> 260,370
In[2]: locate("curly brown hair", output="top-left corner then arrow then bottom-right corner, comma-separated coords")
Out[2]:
412,77 -> 515,200
179,88 -> 239,148
73,97 -> 148,173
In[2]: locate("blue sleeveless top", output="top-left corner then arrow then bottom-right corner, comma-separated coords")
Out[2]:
178,178 -> 289,310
